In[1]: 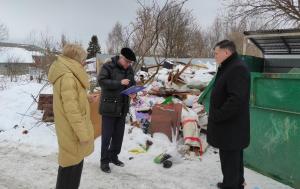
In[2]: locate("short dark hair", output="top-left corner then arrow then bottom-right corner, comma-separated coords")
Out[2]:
214,40 -> 236,53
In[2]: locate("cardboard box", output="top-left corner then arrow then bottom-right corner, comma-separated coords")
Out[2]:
89,93 -> 102,139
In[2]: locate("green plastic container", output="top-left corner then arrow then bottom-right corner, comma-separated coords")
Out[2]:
199,56 -> 300,188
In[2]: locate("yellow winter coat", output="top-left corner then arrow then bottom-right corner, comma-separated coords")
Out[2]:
48,55 -> 94,167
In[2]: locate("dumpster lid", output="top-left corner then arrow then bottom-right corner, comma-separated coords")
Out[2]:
244,29 -> 300,55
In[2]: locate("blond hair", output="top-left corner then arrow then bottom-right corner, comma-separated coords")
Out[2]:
62,44 -> 87,63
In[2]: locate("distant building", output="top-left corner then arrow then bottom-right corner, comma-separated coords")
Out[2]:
0,42 -> 43,75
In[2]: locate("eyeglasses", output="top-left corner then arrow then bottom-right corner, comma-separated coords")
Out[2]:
126,60 -> 133,64
121,55 -> 134,64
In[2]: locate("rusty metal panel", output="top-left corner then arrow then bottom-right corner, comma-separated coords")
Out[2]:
149,103 -> 182,141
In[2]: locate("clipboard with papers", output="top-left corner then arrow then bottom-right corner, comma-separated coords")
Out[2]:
121,85 -> 146,95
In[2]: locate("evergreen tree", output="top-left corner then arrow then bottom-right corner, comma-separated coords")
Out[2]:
87,35 -> 101,59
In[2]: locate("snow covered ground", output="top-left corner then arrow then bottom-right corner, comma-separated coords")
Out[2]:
0,77 -> 294,189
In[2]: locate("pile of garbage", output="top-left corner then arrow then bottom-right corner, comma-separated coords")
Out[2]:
38,59 -> 217,167
127,60 -> 216,163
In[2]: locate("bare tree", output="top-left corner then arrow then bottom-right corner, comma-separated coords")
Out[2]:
129,0 -> 185,73
129,0 -> 204,59
130,4 -> 156,58
126,0 -> 206,72
105,0 -> 173,74
201,14 -> 265,57
59,34 -> 68,50
0,23 -> 8,42
128,0 -> 168,70
0,23 -> 9,54
158,0 -> 201,58
187,28 -> 205,58
225,0 -> 300,28
202,17 -> 225,57
106,22 -> 126,55
106,0 -> 206,68
6,56 -> 22,82
26,30 -> 58,83
0,75 -> 7,91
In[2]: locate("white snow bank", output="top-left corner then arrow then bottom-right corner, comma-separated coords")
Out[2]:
0,79 -> 55,151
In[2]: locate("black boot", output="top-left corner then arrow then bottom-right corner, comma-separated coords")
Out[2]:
100,163 -> 111,173
110,159 -> 125,167
217,182 -> 224,189
217,182 -> 245,189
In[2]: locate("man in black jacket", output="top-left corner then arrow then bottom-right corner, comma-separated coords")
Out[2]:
98,47 -> 136,173
207,40 -> 250,189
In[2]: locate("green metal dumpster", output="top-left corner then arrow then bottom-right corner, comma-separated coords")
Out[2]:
199,29 -> 300,188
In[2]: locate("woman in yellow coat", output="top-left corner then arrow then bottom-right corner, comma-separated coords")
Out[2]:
48,44 -> 94,189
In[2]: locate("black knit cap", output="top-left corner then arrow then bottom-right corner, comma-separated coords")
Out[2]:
121,47 -> 136,62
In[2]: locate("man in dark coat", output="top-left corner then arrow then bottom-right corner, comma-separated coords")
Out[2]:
207,40 -> 250,189
98,47 -> 136,173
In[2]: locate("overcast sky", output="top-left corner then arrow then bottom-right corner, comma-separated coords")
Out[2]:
0,0 -> 221,52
